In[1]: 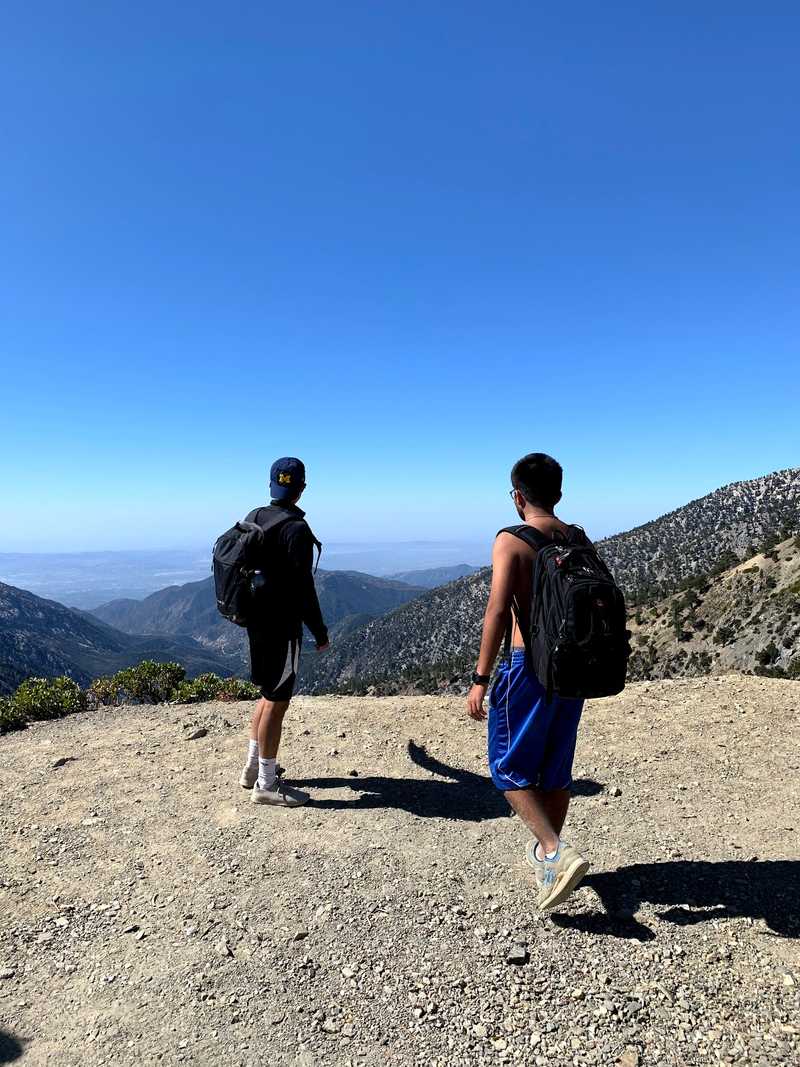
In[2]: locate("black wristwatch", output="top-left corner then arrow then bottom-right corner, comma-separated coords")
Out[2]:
471,671 -> 491,686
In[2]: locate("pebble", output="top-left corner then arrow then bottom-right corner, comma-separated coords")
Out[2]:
0,969 -> 15,980
618,1049 -> 640,1067
505,943 -> 529,966
186,728 -> 208,740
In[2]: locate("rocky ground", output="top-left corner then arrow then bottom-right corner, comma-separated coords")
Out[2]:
0,676 -> 798,1067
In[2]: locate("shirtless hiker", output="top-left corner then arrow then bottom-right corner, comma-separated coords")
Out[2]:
467,452 -> 591,911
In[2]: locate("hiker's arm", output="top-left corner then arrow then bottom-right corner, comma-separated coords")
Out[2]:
288,526 -> 329,649
467,536 -> 516,720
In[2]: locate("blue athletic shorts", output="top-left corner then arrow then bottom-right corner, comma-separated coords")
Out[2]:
487,649 -> 584,792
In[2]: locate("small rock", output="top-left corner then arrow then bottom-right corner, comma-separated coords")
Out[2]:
322,1018 -> 340,1034
52,757 -> 75,769
186,728 -> 208,741
506,943 -> 529,965
215,936 -> 233,957
348,770 -> 359,777
0,969 -> 15,980
292,929 -> 309,942
609,786 -> 622,797
618,1049 -> 640,1067
473,1024 -> 488,1038
341,1022 -> 356,1038
121,924 -> 140,934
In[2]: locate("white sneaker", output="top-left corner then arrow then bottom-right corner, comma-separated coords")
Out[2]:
239,764 -> 258,789
525,840 -> 545,888
239,762 -> 285,789
251,778 -> 309,807
537,842 -> 589,912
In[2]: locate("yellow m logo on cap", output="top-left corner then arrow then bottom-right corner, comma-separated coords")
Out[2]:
278,472 -> 292,485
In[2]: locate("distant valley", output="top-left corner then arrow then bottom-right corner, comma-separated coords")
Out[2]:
89,570 -> 427,672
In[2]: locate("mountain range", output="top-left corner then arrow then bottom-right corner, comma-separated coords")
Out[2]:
300,467 -> 800,693
0,581 -> 232,695
386,564 -> 480,588
88,570 -> 426,671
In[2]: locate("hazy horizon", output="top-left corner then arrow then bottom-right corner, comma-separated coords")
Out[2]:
0,540 -> 493,609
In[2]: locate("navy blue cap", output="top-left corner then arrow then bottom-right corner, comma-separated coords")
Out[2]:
270,457 -> 306,501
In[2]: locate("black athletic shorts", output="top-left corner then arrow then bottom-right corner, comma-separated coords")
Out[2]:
246,629 -> 302,701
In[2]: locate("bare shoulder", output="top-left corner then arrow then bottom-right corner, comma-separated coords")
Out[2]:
493,530 -> 532,561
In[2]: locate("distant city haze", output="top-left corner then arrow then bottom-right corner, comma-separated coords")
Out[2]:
0,542 -> 492,609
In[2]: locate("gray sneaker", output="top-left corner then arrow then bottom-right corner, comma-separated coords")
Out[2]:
537,843 -> 589,912
525,840 -> 545,888
239,762 -> 285,790
239,764 -> 258,789
251,777 -> 309,807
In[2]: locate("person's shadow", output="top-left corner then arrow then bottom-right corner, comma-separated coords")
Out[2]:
0,1030 -> 24,1064
293,741 -> 602,822
552,860 -> 800,940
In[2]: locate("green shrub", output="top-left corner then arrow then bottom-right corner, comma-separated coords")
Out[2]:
173,674 -> 260,703
11,676 -> 85,722
89,661 -> 185,705
173,673 -> 225,704
713,624 -> 736,646
787,656 -> 800,679
216,678 -> 259,701
756,641 -> 780,666
0,695 -> 28,733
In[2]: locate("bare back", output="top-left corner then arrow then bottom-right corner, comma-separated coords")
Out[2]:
497,516 -> 575,649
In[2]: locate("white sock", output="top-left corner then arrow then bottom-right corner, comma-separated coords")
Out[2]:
257,757 -> 277,789
535,839 -> 560,861
246,739 -> 259,767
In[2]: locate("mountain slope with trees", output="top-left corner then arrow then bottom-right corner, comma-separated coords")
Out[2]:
0,582 -> 232,695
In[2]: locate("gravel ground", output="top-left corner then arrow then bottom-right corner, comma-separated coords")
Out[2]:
0,675 -> 798,1067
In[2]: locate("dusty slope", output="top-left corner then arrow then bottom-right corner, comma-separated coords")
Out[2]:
628,535 -> 800,680
0,677 -> 798,1067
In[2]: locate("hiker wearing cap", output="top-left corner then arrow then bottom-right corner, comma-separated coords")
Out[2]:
238,458 -> 329,807
466,453 -> 628,910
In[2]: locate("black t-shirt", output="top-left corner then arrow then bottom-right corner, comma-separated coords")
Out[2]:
244,503 -> 328,645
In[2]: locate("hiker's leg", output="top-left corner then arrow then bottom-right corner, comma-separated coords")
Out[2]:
540,787 -> 571,837
249,698 -> 265,740
239,699 -> 265,787
258,699 -> 291,759
505,788 -> 560,855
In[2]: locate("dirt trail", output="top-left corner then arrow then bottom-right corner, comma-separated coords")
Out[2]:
0,676 -> 798,1066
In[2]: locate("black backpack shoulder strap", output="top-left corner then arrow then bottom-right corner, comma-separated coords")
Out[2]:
497,524 -> 553,551
567,524 -> 591,546
247,505 -> 295,535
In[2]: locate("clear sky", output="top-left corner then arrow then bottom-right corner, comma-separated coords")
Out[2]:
1,2 -> 798,552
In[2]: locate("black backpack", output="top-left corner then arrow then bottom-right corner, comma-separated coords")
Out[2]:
212,509 -> 295,627
502,524 -> 630,701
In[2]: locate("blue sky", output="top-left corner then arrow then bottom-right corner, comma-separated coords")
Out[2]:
1,2 -> 798,552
